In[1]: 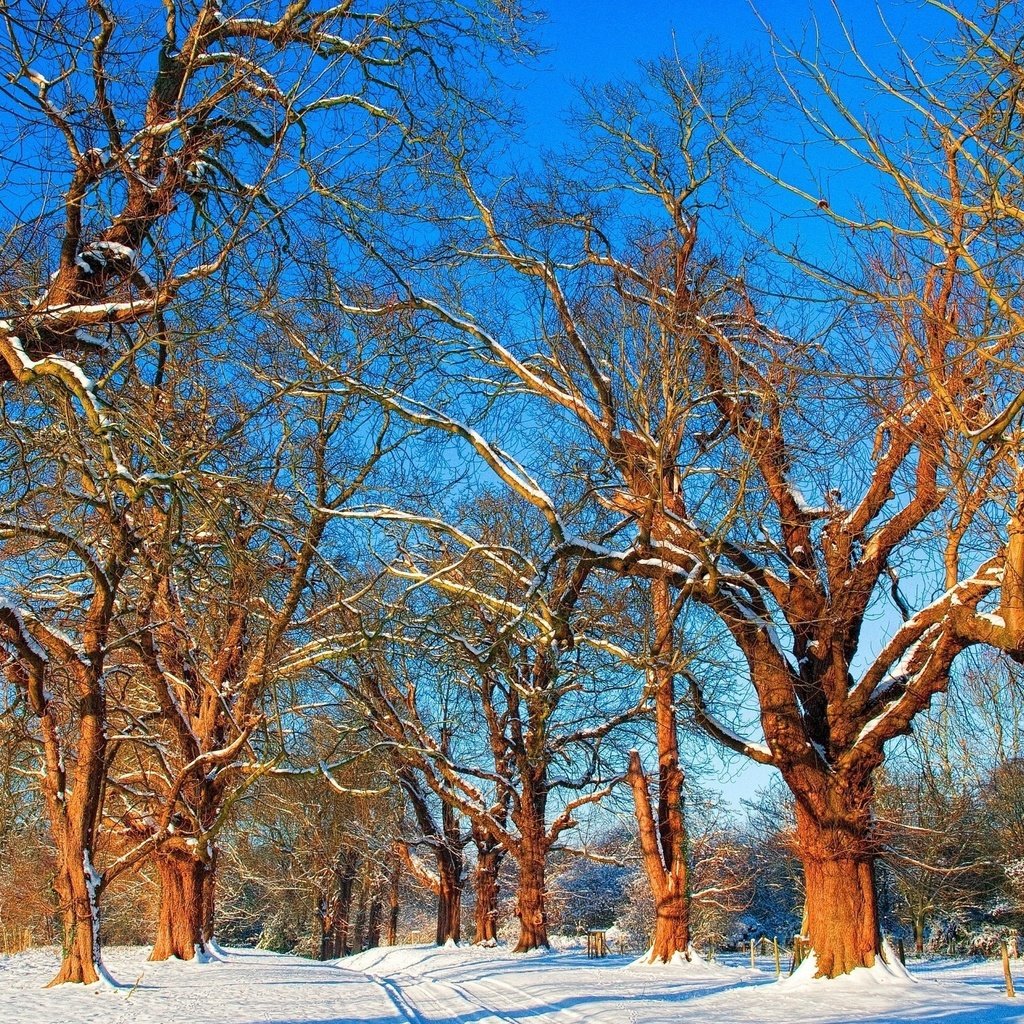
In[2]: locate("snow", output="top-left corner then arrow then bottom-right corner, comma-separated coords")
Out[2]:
782,475 -> 826,517
781,943 -> 915,990
0,598 -> 49,662
702,710 -> 773,760
3,943 -> 1020,1024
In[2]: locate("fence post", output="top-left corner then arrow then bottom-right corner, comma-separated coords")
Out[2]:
750,939 -> 755,969
774,936 -> 781,978
1003,940 -> 1016,998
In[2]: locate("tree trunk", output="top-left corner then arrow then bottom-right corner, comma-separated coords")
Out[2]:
794,781 -> 881,977
386,859 -> 401,946
436,848 -> 463,944
317,898 -> 333,961
150,846 -> 208,961
353,885 -> 368,953
628,751 -> 691,963
629,579 -> 691,963
202,844 -> 217,946
513,838 -> 548,952
474,845 -> 501,945
318,851 -> 358,959
650,872 -> 691,962
913,912 -> 925,956
48,840 -> 102,986
40,661 -> 109,986
366,896 -> 382,949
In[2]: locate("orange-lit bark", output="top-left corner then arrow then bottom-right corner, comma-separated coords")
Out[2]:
151,846 -> 209,961
473,828 -> 502,944
627,579 -> 691,962
793,780 -> 880,977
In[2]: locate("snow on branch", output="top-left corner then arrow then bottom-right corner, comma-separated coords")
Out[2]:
687,673 -> 773,765
337,376 -> 566,543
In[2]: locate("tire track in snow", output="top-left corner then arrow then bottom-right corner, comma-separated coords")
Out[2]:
469,962 -> 756,1022
442,974 -> 585,1024
466,972 -> 589,1023
329,965 -> 419,1024
364,974 -> 427,1024
363,969 -> 569,1024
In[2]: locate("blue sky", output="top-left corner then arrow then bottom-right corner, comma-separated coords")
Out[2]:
515,0 -> 944,128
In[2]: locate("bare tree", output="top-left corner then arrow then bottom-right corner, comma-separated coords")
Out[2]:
396,764 -> 470,946
114,382 -> 394,962
0,401 -> 149,985
335,39 -> 1022,976
340,500 -> 641,952
0,0 -> 534,985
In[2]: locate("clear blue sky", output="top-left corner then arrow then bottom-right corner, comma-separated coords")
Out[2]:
515,0 -> 943,132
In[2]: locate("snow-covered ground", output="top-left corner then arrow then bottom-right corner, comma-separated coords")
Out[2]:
2,942 -> 1023,1024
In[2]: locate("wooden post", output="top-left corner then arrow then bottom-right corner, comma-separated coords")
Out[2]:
1003,940 -> 1016,998
791,936 -> 806,975
750,938 -> 755,969
897,938 -> 906,965
774,937 -> 781,978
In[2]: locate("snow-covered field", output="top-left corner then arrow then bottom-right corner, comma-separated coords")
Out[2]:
3,942 -> 1023,1024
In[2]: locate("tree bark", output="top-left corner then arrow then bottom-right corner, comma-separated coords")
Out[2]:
386,858 -> 401,946
628,579 -> 692,963
794,779 -> 881,977
513,834 -> 548,952
366,895 -> 382,949
436,847 -> 463,945
150,846 -> 208,961
48,841 -> 102,986
650,872 -> 691,962
473,844 -> 502,944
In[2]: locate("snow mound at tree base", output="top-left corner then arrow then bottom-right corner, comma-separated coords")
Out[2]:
628,947 -> 737,978
780,942 -> 916,989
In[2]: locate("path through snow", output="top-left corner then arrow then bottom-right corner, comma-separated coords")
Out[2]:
3,943 -> 1024,1024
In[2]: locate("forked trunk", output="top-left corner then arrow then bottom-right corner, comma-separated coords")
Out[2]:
513,843 -> 548,952
150,846 -> 208,961
794,781 -> 881,978
41,663 -> 109,986
48,844 -> 102,986
630,581 -> 691,964
474,846 -> 501,944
